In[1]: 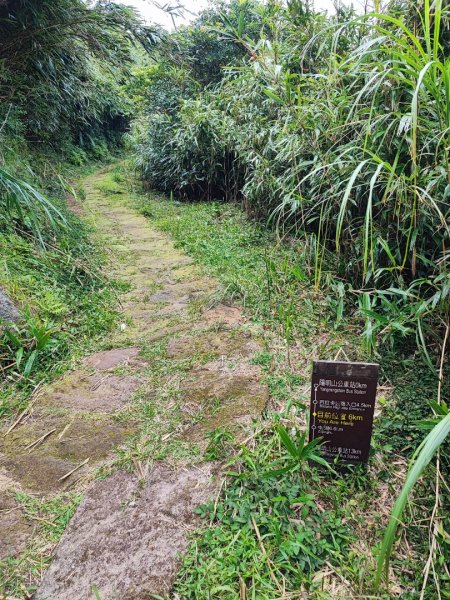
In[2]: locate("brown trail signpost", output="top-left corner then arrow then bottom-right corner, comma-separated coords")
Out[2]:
309,360 -> 379,465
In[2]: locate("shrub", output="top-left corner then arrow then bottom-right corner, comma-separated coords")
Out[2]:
133,0 -> 450,356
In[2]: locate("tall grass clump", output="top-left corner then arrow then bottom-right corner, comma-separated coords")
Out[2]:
0,168 -> 66,244
297,0 -> 450,354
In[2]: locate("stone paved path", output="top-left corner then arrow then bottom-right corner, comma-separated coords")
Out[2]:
0,166 -> 267,599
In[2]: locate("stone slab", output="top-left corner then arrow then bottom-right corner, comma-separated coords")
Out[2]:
83,347 -> 142,371
35,464 -> 218,600
0,287 -> 20,323
43,373 -> 141,413
167,330 -> 260,360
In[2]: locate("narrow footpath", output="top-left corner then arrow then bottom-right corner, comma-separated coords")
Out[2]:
0,166 -> 267,599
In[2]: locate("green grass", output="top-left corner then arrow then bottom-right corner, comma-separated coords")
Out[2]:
0,492 -> 82,597
138,190 -> 449,599
138,197 -> 336,345
0,166 -> 121,418
175,455 -> 353,599
112,338 -> 206,470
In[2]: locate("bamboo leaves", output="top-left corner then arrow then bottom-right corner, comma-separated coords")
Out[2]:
135,0 -> 450,358
0,168 -> 66,245
375,413 -> 450,589
262,425 -> 333,478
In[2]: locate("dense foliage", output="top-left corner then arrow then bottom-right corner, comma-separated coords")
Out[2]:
0,0 -> 157,390
0,0 -> 159,152
0,0 -> 161,245
132,7 -> 450,592
133,0 -> 450,360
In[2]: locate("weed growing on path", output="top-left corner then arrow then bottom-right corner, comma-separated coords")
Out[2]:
0,492 -> 82,597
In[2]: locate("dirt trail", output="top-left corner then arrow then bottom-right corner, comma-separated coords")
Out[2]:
0,166 -> 267,599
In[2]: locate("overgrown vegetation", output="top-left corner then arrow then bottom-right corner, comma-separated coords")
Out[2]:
133,0 -> 449,359
0,0 -> 161,248
139,189 -> 449,598
0,0 -> 159,406
131,4 -> 449,594
0,0 -> 159,154
1,0 -> 449,597
0,198 -> 121,416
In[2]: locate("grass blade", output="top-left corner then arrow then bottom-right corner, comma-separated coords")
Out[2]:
374,413 -> 450,589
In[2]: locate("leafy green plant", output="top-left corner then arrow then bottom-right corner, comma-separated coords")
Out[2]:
175,425 -> 352,599
416,400 -> 449,431
1,314 -> 56,379
263,425 -> 331,477
0,168 -> 66,244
